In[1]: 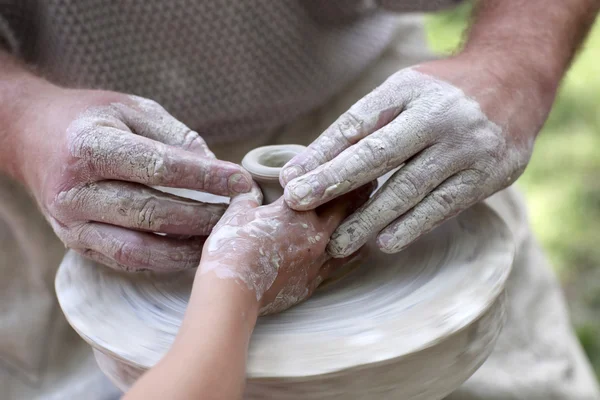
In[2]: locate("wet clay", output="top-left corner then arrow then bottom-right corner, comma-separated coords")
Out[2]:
242,145 -> 306,204
55,199 -> 514,399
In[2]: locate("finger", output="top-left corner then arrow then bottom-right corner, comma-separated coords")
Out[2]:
70,222 -> 206,272
73,126 -> 252,195
317,181 -> 377,236
54,181 -> 226,236
376,170 -> 485,253
284,108 -> 430,210
280,86 -> 406,185
221,183 -> 263,217
77,249 -> 135,272
308,249 -> 365,293
117,96 -> 216,158
327,146 -> 458,257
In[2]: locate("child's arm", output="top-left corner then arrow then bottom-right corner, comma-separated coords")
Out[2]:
124,183 -> 371,399
124,273 -> 259,400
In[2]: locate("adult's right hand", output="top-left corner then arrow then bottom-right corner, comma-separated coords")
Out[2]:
11,85 -> 252,272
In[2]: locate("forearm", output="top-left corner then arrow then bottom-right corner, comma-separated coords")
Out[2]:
0,50 -> 52,180
463,0 -> 599,99
125,271 -> 260,400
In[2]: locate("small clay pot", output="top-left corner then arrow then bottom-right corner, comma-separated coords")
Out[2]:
241,144 -> 306,204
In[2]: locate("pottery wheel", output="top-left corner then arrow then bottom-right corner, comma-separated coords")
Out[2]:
56,202 -> 513,399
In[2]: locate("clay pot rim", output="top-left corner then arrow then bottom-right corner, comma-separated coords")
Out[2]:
241,144 -> 306,181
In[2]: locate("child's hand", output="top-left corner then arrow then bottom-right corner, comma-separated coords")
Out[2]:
199,183 -> 372,314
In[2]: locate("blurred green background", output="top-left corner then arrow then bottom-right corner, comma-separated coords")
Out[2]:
426,2 -> 600,376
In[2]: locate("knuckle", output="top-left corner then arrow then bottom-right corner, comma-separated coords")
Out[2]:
132,95 -> 164,112
68,126 -> 104,170
304,144 -> 330,169
428,190 -> 457,216
390,171 -> 421,202
339,212 -> 375,242
398,219 -> 420,241
51,185 -> 90,219
145,98 -> 162,110
61,222 -> 93,249
114,140 -> 168,182
143,147 -> 168,181
357,137 -> 390,168
337,110 -> 365,143
181,129 -> 207,151
112,241 -> 151,270
342,197 -> 390,237
133,199 -> 160,230
470,127 -> 506,160
456,170 -> 493,201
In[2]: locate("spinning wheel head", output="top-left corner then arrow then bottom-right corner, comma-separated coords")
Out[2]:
56,200 -> 513,399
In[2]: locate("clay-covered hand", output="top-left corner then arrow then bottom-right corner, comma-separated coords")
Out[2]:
199,183 -> 372,315
281,57 -> 549,257
14,87 -> 252,272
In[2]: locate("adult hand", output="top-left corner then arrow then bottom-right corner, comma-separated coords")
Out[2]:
199,183 -> 372,315
281,56 -> 550,257
13,85 -> 252,272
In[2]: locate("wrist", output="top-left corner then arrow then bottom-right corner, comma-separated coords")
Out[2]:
462,46 -> 558,104
0,70 -> 61,183
196,257 -> 266,309
418,50 -> 555,145
176,267 -> 260,341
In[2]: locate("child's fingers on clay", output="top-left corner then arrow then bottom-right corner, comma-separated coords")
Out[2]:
327,146 -> 457,257
279,82 -> 405,186
221,183 -> 263,216
283,109 -> 426,211
69,125 -> 252,196
309,248 -> 365,293
51,181 -> 226,236
63,222 -> 205,272
317,181 -> 377,236
115,96 -> 217,158
376,170 -> 484,253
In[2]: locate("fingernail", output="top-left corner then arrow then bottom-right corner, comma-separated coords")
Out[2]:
281,165 -> 304,184
376,233 -> 395,250
288,182 -> 312,202
228,173 -> 252,194
327,233 -> 351,258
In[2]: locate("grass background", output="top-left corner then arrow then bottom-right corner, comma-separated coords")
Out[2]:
425,2 -> 600,376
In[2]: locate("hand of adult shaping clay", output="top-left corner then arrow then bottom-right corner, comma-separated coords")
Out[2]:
281,56 -> 551,257
10,84 -> 252,272
199,183 -> 372,315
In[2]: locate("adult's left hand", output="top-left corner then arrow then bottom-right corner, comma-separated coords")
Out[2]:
280,56 -> 553,257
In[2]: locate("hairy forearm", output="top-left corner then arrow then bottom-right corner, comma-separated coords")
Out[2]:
463,0 -> 599,96
0,51 -> 51,179
125,271 -> 259,400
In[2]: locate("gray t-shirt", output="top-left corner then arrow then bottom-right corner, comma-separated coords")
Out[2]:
0,0 -> 459,144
